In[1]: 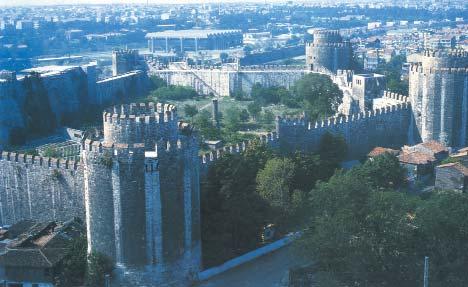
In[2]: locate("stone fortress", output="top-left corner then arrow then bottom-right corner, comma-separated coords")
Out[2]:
0,48 -> 149,148
83,103 -> 201,285
0,29 -> 467,285
305,29 -> 353,74
408,49 -> 468,147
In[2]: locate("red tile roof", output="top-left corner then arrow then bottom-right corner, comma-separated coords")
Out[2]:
368,147 -> 400,157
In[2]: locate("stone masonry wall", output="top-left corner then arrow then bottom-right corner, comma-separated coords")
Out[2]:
151,65 -> 306,97
277,99 -> 412,159
0,152 -> 83,226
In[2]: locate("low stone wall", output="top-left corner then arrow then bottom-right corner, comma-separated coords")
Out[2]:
198,232 -> 300,281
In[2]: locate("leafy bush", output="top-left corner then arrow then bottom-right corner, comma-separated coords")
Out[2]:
151,85 -> 201,101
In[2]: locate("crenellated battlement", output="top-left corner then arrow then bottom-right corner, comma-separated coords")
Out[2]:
409,64 -> 468,74
113,48 -> 139,56
422,49 -> 468,59
103,102 -> 180,146
199,131 -> 279,167
306,42 -> 350,48
82,139 -> 148,153
382,91 -> 410,102
0,150 -> 80,170
277,101 -> 411,131
104,102 -> 177,119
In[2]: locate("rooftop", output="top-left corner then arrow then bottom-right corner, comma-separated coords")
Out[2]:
368,147 -> 400,158
22,65 -> 78,77
399,141 -> 448,165
398,151 -> 436,165
0,218 -> 84,269
437,162 -> 468,176
146,29 -> 242,39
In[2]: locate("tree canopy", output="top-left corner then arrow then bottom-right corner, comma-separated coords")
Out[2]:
297,152 -> 468,287
293,73 -> 343,121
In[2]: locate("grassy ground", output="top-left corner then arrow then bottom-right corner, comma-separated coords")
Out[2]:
167,96 -> 303,131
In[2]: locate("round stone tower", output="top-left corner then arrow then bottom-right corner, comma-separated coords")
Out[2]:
305,29 -> 353,74
409,49 -> 468,147
103,102 -> 178,146
83,101 -> 201,284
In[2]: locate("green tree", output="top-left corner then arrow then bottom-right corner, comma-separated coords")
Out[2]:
415,192 -> 468,286
256,157 -> 296,211
354,152 -> 407,189
149,75 -> 166,90
247,102 -> 262,121
317,132 -> 347,168
193,110 -> 219,140
151,85 -> 200,101
201,152 -> 270,267
220,52 -> 229,63
376,55 -> 408,95
183,104 -> 198,123
299,167 -> 421,286
240,109 -> 250,122
259,110 -> 275,124
231,90 -> 247,100
224,107 -> 242,132
293,74 -> 343,121
290,152 -> 323,192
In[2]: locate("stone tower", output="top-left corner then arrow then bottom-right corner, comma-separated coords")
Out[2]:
408,49 -> 468,147
82,102 -> 201,284
305,29 -> 353,74
112,49 -> 140,76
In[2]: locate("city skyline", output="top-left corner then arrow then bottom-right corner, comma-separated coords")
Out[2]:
2,0 -> 286,6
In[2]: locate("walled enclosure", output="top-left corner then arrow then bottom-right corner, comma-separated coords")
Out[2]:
151,63 -> 306,97
0,64 -> 149,147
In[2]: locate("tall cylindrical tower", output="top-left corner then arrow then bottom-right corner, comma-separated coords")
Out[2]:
112,143 -> 147,266
305,29 -> 353,74
409,49 -> 468,147
83,101 -> 201,284
82,140 -> 116,260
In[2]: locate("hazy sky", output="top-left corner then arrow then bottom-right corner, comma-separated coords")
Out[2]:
1,0 -> 275,6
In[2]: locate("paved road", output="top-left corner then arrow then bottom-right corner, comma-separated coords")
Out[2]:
197,245 -> 308,287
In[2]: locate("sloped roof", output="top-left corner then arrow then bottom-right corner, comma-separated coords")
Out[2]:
398,151 -> 436,165
0,218 -> 84,269
437,162 -> 468,176
368,147 -> 400,157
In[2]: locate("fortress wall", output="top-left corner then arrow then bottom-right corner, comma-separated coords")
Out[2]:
277,102 -> 412,159
40,67 -> 89,125
0,80 -> 24,146
96,70 -> 149,106
235,70 -> 306,95
0,152 -> 84,226
151,66 -> 306,97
